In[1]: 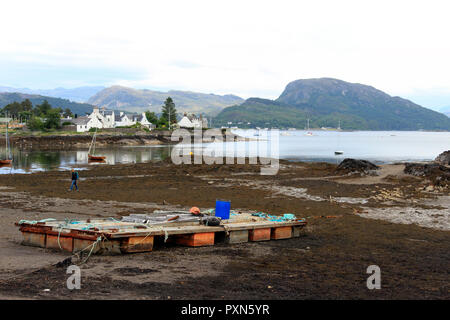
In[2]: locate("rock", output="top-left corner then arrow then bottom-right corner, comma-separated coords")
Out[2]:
435,150 -> 450,165
404,163 -> 449,177
336,158 -> 380,174
404,163 -> 450,189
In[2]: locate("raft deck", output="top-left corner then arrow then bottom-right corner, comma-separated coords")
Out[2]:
16,212 -> 307,255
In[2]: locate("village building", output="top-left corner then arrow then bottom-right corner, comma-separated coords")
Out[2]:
71,116 -> 103,132
114,112 -> 134,127
177,113 -> 208,129
131,113 -> 154,128
66,107 -> 155,132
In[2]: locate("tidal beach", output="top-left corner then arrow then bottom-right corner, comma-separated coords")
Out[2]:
0,157 -> 448,299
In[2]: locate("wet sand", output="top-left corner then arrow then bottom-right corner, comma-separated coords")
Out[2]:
0,159 -> 448,299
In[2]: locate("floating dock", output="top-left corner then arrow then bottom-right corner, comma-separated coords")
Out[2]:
16,212 -> 307,255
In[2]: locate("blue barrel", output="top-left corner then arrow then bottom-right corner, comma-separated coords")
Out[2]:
215,200 -> 231,220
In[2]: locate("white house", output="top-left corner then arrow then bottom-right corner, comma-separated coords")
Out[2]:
177,113 -> 208,128
99,108 -> 115,128
68,107 -> 155,132
71,116 -> 103,132
131,112 -> 154,128
114,112 -> 135,127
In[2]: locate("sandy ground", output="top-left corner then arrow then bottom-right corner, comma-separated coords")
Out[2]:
0,159 -> 448,299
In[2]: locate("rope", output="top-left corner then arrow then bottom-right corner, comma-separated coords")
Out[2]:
222,225 -> 230,236
57,225 -> 63,250
80,236 -> 102,265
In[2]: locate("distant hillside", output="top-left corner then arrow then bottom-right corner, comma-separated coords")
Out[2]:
88,86 -> 244,116
0,92 -> 95,116
215,98 -> 309,128
0,86 -> 104,102
214,78 -> 450,130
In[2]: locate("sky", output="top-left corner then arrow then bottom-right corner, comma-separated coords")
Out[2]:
1,0 -> 450,110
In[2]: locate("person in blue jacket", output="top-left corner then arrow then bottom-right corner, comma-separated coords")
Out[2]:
69,169 -> 79,191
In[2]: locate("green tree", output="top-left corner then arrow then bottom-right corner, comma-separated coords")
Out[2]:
27,117 -> 44,131
158,117 -> 168,128
21,99 -> 33,112
161,97 -> 177,128
19,111 -> 33,122
2,102 -> 22,118
35,100 -> 52,117
145,111 -> 158,124
63,108 -> 73,118
44,109 -> 61,129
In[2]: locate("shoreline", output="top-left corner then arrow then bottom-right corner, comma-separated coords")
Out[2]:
3,129 -> 250,150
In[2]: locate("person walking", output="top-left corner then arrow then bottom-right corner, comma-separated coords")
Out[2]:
69,169 -> 79,191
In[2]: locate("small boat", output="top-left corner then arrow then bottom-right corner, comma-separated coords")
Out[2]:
304,119 -> 313,136
0,159 -> 12,165
88,155 -> 106,161
1,115 -> 12,165
87,128 -> 106,162
334,150 -> 344,155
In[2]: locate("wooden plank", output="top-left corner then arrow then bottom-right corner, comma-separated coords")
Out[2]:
46,235 -> 73,252
271,226 -> 292,240
21,232 -> 46,248
19,225 -> 100,241
120,236 -> 154,253
174,232 -> 215,247
225,230 -> 249,244
104,221 -> 306,238
98,239 -> 122,254
292,225 -> 305,238
73,238 -> 101,254
249,228 -> 271,241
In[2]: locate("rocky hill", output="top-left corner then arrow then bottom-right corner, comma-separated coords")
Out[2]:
214,78 -> 450,130
87,86 -> 244,116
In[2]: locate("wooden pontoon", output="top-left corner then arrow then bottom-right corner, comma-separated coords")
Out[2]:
16,211 -> 307,255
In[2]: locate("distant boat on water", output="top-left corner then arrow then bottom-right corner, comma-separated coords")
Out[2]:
304,119 -> 313,136
88,129 -> 106,162
1,115 -> 12,166
334,120 -> 344,155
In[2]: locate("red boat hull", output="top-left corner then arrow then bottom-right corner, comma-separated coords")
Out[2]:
0,159 -> 12,165
88,155 -> 106,161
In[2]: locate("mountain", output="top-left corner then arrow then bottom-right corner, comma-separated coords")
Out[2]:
0,86 -> 104,102
87,86 -> 244,116
214,78 -> 450,130
0,92 -> 95,116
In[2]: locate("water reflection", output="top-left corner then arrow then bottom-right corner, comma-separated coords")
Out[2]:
0,145 -> 174,174
1,130 -> 449,174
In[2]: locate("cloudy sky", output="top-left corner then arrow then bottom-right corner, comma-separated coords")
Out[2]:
1,0 -> 450,110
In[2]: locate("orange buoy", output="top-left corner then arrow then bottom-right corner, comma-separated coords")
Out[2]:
189,207 -> 201,215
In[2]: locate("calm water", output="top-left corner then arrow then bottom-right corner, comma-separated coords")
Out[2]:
0,130 -> 449,174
